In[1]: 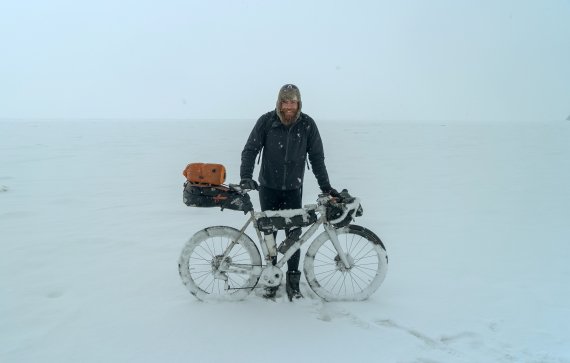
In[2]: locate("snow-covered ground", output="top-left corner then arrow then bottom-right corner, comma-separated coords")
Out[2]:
1,119 -> 569,362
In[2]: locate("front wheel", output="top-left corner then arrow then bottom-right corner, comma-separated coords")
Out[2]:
304,225 -> 388,301
178,226 -> 262,301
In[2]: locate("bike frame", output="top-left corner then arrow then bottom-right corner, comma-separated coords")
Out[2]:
217,193 -> 360,284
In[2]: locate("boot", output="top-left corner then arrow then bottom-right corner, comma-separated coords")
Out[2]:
286,270 -> 304,301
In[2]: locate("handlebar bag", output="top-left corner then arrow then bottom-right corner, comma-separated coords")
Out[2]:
183,183 -> 253,213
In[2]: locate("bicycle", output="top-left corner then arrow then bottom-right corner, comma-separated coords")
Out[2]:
178,185 -> 388,301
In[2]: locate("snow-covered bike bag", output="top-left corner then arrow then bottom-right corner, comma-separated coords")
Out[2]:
183,163 -> 226,185
256,209 -> 317,233
325,189 -> 364,228
183,182 -> 253,214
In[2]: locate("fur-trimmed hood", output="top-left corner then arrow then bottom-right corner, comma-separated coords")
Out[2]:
275,84 -> 302,123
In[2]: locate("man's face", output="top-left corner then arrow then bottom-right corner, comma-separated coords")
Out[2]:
280,100 -> 299,124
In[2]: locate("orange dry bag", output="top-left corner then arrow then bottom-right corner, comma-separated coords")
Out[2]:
183,163 -> 226,185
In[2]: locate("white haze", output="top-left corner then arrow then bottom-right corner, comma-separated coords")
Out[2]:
1,119 -> 569,362
1,0 -> 569,122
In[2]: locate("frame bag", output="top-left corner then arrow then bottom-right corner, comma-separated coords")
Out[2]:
256,209 -> 317,233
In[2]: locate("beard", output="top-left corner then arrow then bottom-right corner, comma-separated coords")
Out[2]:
280,108 -> 297,125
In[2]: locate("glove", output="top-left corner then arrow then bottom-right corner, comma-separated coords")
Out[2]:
240,178 -> 259,190
320,185 -> 341,198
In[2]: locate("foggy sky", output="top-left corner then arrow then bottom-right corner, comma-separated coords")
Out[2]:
1,0 -> 569,122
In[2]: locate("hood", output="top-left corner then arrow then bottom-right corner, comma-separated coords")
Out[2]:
275,84 -> 302,124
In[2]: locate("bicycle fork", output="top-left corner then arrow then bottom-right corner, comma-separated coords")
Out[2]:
324,225 -> 352,269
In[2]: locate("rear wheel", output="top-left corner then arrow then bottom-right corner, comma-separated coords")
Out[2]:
178,226 -> 261,301
304,225 -> 388,301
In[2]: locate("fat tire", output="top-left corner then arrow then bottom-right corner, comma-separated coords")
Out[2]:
304,224 -> 388,301
178,226 -> 261,301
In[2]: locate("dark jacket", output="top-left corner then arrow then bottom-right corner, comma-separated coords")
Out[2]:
241,111 -> 331,191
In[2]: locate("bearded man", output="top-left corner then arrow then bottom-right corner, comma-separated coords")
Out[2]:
240,84 -> 339,301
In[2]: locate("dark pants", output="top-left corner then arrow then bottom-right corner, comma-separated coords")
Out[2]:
259,185 -> 302,272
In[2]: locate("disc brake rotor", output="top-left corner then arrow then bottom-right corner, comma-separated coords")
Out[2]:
334,254 -> 355,272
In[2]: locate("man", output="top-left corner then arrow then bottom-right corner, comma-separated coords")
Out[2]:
240,84 -> 339,301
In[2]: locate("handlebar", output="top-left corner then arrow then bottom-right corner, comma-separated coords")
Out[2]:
228,183 -> 252,194
229,183 -> 362,224
327,197 -> 361,225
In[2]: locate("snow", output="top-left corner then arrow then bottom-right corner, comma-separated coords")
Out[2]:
257,207 -> 318,228
1,119 -> 569,362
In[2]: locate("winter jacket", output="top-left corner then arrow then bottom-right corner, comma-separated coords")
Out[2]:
240,110 -> 331,191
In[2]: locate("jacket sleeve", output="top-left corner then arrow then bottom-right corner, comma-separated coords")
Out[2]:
240,114 -> 267,180
306,118 -> 331,189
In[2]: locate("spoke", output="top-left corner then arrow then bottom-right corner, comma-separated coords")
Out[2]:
343,234 -> 350,255
353,248 -> 376,262
322,242 -> 337,255
349,271 -> 357,293
352,261 -> 379,266
353,253 -> 378,264
228,274 -> 246,289
191,269 -> 212,280
338,273 -> 348,296
347,271 -> 365,292
230,249 -> 248,259
319,269 -> 341,288
313,263 -> 335,270
192,249 -> 212,262
220,237 -> 228,255
202,275 -> 215,293
314,267 -> 339,276
191,272 -> 212,282
323,267 -> 342,285
203,240 -> 215,257
219,237 -> 225,255
328,271 -> 344,292
189,270 -> 210,279
213,239 -> 220,255
352,265 -> 376,278
347,233 -> 358,255
313,264 -> 335,270
228,273 -> 245,284
218,237 -> 223,256
183,231 -> 260,298
304,232 -> 384,299
352,239 -> 370,261
189,253 -> 210,260
314,257 -> 335,265
199,244 -> 217,259
349,269 -> 373,287
352,264 -> 379,272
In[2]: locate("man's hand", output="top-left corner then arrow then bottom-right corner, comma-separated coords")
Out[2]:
240,178 -> 259,191
320,185 -> 341,198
